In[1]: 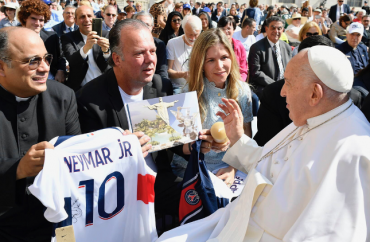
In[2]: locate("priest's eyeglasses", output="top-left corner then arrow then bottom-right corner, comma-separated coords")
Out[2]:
0,54 -> 53,70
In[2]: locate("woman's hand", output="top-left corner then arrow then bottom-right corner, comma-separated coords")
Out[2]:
199,129 -> 214,154
215,166 -> 237,187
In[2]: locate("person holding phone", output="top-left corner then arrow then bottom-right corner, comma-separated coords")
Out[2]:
312,8 -> 328,35
61,5 -> 111,91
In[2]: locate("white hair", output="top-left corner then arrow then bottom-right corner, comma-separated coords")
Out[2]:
359,9 -> 366,15
182,15 -> 202,31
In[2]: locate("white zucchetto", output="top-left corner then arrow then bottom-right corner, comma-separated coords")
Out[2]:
307,46 -> 353,93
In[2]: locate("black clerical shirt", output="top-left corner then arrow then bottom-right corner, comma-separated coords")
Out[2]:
0,80 -> 80,242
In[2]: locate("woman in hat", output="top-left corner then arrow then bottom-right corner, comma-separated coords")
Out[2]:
149,0 -> 167,38
171,28 -> 253,184
0,2 -> 19,29
182,3 -> 191,17
285,12 -> 307,45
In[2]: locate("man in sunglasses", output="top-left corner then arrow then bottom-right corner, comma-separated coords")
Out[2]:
329,0 -> 350,23
102,5 -> 117,31
336,22 -> 369,75
361,15 -> 370,46
0,27 -> 81,242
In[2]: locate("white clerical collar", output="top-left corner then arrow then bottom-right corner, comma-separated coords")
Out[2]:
267,37 -> 280,49
306,98 -> 352,129
0,84 -> 31,102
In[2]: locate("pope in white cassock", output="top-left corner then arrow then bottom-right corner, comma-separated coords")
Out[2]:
157,46 -> 370,241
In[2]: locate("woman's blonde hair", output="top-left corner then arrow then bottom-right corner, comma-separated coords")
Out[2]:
187,28 -> 241,122
298,21 -> 322,41
302,1 -> 309,7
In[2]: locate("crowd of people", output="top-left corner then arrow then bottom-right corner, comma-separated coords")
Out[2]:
1,0 -> 370,240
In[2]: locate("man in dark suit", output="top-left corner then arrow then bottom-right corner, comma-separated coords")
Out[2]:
336,22 -> 369,75
192,2 -> 202,15
17,0 -> 66,82
254,35 -> 363,146
0,27 -> 80,242
52,5 -> 79,37
248,16 -> 291,97
211,1 -> 226,22
61,5 -> 111,91
77,19 -> 186,219
329,0 -> 350,23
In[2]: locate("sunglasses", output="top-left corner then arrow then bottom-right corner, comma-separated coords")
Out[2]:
306,32 -> 319,37
338,1 -> 343,2
106,13 -> 116,17
1,54 -> 53,70
293,18 -> 301,20
172,18 -> 181,23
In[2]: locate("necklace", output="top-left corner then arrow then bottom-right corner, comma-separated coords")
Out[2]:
256,102 -> 353,165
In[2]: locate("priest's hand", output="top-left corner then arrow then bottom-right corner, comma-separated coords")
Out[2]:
16,141 -> 54,180
123,130 -> 151,158
216,98 -> 244,148
215,166 -> 237,187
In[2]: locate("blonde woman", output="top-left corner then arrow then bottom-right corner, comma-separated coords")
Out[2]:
171,28 -> 253,185
292,21 -> 322,56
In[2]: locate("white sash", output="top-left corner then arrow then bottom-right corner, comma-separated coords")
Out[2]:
207,169 -> 273,242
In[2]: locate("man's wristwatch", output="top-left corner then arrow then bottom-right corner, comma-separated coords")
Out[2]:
103,48 -> 110,54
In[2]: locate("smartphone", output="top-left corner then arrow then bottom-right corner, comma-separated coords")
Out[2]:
92,18 -> 102,37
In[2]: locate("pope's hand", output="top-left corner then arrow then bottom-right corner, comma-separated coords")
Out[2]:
216,98 -> 244,147
123,130 -> 151,158
215,166 -> 237,186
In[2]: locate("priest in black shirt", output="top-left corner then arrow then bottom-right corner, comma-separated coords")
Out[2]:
0,27 -> 80,241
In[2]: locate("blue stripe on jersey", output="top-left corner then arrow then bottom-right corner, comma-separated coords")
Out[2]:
54,136 -> 74,147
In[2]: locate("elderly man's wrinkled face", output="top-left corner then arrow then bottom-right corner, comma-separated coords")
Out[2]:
281,54 -> 312,126
184,23 -> 201,46
347,32 -> 362,48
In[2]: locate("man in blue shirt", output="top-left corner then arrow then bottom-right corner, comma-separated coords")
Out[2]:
336,22 -> 369,75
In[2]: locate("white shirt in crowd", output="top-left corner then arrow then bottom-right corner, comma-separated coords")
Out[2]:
80,32 -> 110,86
118,87 -> 157,173
166,35 -> 192,73
285,24 -> 302,43
233,30 -> 256,58
336,4 -> 344,21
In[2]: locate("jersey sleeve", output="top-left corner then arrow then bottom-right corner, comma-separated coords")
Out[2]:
28,149 -> 68,223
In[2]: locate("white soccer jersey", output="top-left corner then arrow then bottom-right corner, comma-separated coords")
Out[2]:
28,128 -> 158,242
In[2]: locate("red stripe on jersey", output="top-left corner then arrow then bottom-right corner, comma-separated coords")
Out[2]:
137,174 -> 155,204
179,181 -> 202,222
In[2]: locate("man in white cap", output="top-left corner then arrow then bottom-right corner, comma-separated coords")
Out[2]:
336,22 -> 369,75
157,46 -> 370,241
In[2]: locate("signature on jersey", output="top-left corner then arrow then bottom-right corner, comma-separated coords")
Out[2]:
72,199 -> 82,223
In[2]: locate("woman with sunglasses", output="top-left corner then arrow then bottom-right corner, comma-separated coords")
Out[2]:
285,13 -> 307,46
159,11 -> 184,45
218,16 -> 248,82
329,15 -> 351,44
292,21 -> 322,56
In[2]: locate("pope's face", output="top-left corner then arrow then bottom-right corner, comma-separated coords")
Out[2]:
280,60 -> 312,126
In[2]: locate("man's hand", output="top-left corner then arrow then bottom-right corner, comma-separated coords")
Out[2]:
216,98 -> 244,147
16,141 -> 54,180
216,166 -> 237,187
123,130 -> 151,158
82,31 -> 99,54
97,37 -> 110,53
55,70 -> 65,83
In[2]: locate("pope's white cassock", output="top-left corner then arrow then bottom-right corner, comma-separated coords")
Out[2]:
157,48 -> 370,241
